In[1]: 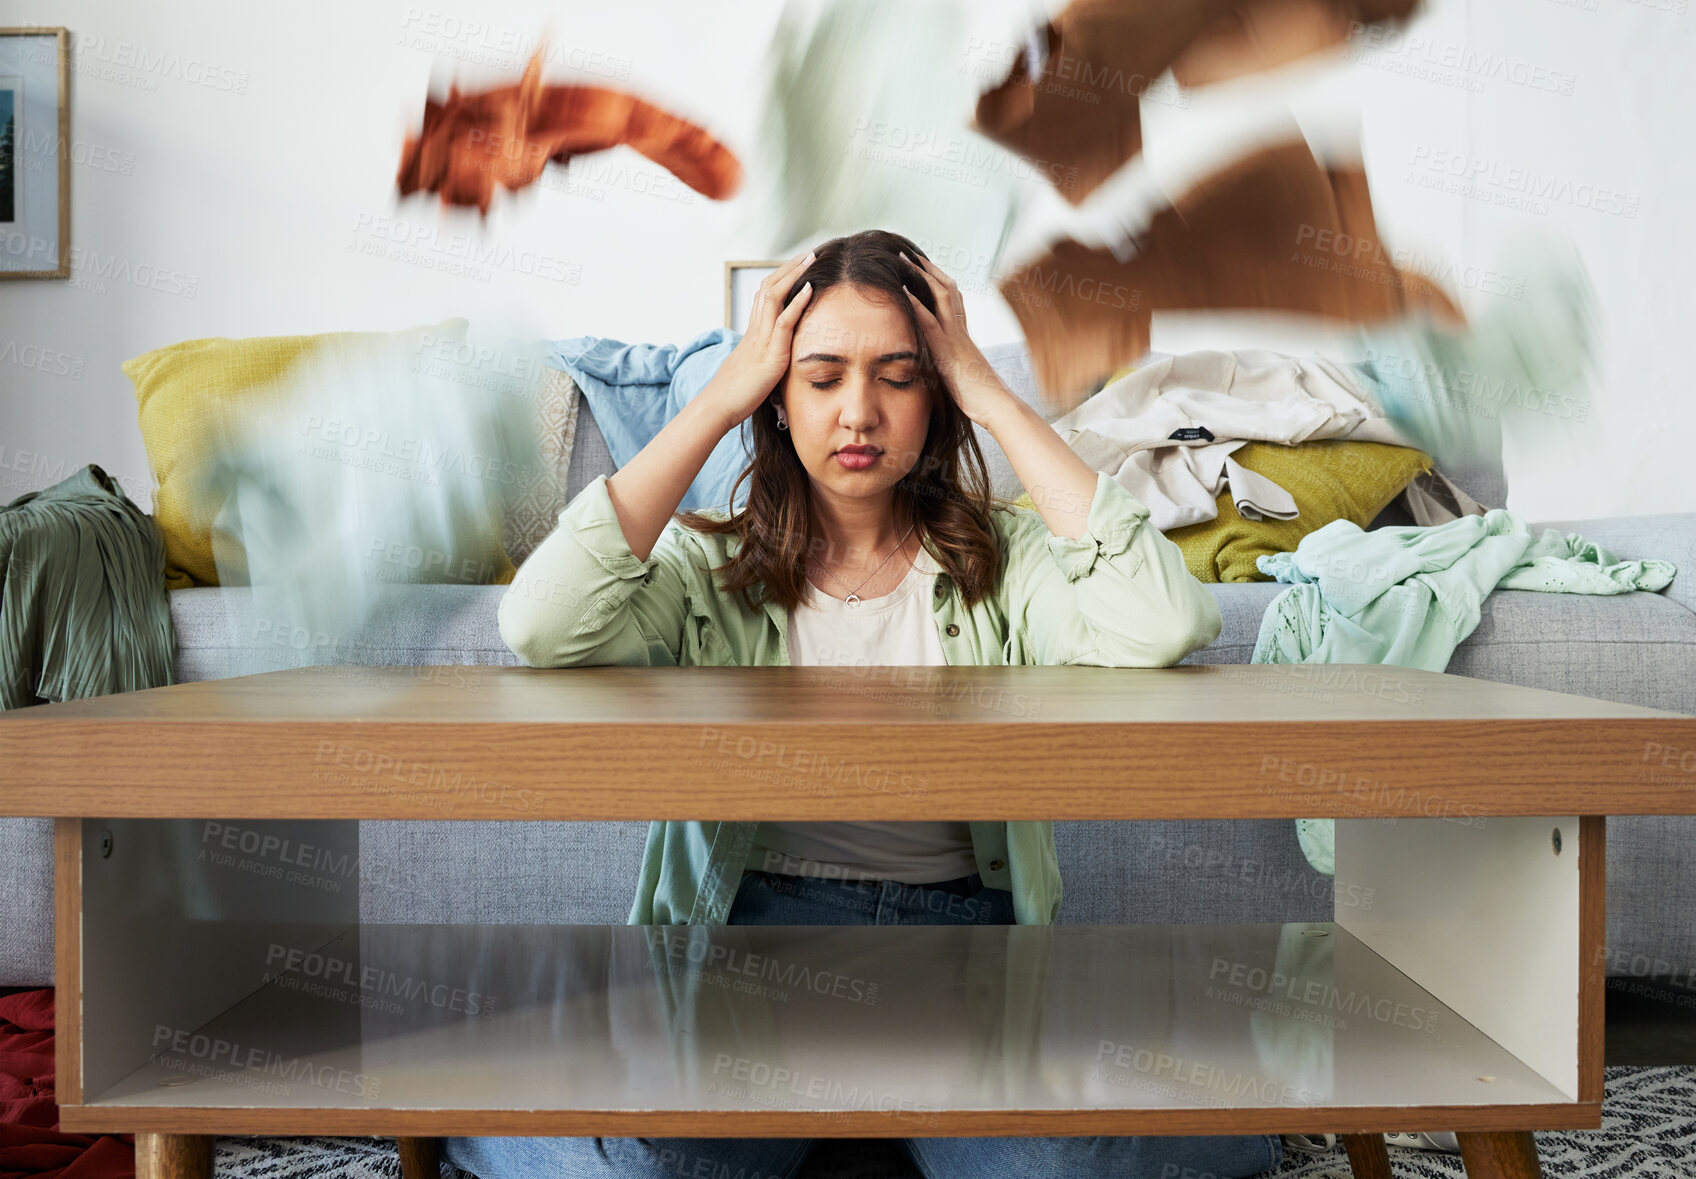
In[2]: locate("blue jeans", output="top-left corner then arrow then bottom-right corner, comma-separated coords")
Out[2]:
443,870 -> 1282,1179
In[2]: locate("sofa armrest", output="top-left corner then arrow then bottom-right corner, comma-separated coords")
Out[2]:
1525,512 -> 1696,618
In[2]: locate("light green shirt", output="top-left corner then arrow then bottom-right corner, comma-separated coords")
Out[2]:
498,468 -> 1223,926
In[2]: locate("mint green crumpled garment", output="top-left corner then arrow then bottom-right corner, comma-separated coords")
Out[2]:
739,0 -> 1044,264
1250,510 -> 1677,875
195,320 -> 550,662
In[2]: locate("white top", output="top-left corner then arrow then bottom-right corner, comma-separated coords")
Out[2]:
748,544 -> 979,885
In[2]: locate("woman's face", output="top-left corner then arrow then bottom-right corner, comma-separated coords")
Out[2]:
776,281 -> 932,504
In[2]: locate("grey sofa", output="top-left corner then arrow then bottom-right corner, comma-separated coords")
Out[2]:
5,340 -> 1694,1010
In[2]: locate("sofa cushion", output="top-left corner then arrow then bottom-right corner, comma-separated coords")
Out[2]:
1450,585 -> 1696,715
0,818 -> 53,988
169,584 -> 530,682
359,819 -> 647,925
564,388 -> 618,506
973,342 -> 1070,502
502,366 -> 584,567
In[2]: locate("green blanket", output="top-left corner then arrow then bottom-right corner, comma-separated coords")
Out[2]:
1,464 -> 176,710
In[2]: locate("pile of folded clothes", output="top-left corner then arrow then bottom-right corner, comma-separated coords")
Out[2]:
1021,346 -> 1464,585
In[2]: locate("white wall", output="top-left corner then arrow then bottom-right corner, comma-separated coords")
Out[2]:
1,0 -> 1690,520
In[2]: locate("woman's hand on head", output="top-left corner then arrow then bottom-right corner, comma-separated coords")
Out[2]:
704,248 -> 817,430
899,251 -> 1017,430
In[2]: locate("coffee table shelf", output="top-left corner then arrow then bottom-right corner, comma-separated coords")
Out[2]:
73,920 -> 1578,1137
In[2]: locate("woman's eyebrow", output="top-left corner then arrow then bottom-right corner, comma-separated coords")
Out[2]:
794,351 -> 917,364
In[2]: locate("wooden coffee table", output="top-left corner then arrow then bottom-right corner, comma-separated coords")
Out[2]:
4,662 -> 1694,1179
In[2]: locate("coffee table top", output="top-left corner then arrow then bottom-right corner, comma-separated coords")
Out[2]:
4,664 -> 1691,819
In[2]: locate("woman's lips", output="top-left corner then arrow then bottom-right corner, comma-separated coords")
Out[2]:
834,450 -> 879,470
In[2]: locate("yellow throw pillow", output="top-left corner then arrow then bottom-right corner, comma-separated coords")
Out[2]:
125,320 -> 518,589
1015,440 -> 1432,583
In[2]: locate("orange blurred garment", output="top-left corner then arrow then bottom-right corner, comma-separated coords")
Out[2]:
397,47 -> 742,214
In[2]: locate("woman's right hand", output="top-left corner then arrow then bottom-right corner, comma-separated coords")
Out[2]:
705,247 -> 817,428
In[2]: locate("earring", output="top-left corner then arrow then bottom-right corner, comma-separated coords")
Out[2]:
774,403 -> 788,430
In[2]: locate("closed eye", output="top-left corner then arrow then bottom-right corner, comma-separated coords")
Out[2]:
808,378 -> 915,389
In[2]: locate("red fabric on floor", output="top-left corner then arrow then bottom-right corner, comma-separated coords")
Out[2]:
0,989 -> 134,1179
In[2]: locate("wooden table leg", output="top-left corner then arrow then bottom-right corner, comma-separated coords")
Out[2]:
133,1134 -> 212,1179
1340,1133 -> 1392,1179
1457,1131 -> 1543,1178
399,1136 -> 442,1179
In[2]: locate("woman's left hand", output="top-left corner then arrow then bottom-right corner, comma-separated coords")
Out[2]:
900,251 -> 1019,430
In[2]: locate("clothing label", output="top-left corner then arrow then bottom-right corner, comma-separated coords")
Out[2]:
1168,426 -> 1216,442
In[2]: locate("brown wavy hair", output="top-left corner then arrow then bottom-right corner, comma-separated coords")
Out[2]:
675,229 -> 1015,617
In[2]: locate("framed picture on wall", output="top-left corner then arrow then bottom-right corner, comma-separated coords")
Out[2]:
724,260 -> 783,332
0,27 -> 69,279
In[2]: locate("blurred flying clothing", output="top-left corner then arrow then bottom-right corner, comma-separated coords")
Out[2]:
970,0 -> 1432,406
998,139 -> 1465,408
748,0 -> 1453,408
0,465 -> 176,710
397,46 -> 742,215
740,0 -> 1049,281
1252,511 -> 1676,875
1349,241 -> 1598,497
196,321 -> 550,666
972,0 -> 1423,206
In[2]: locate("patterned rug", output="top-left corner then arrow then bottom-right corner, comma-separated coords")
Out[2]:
1265,1066 -> 1696,1179
205,1066 -> 1696,1178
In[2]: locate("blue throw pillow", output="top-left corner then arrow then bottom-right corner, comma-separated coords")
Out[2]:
548,327 -> 748,512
